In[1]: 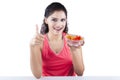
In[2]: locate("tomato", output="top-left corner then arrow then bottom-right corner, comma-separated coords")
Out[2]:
66,34 -> 82,40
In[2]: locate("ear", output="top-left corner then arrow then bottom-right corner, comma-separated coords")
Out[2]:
44,18 -> 48,24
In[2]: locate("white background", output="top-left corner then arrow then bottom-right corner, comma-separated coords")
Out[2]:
0,0 -> 120,76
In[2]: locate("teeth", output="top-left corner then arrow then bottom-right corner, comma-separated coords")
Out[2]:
54,27 -> 62,31
56,28 -> 61,30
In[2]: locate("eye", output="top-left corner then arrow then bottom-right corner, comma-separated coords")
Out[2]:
61,19 -> 66,22
52,18 -> 57,22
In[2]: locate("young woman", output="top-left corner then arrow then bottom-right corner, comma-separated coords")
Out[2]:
30,2 -> 85,79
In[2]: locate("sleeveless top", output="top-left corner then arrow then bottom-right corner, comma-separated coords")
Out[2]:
41,33 -> 76,76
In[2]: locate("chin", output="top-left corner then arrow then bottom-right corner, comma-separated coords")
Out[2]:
53,32 -> 62,36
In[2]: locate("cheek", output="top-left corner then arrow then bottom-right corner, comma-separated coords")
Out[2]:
64,22 -> 67,27
64,22 -> 67,25
47,21 -> 55,26
47,23 -> 54,30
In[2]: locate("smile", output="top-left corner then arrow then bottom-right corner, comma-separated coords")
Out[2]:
53,27 -> 63,31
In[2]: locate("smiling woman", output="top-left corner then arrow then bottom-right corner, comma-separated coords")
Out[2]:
0,0 -> 120,78
44,11 -> 67,35
30,2 -> 85,79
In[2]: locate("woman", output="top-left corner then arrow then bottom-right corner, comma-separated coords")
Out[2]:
30,2 -> 85,79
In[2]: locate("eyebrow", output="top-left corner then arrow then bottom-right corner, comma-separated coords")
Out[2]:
51,17 -> 66,19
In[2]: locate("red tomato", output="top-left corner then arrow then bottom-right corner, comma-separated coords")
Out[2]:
66,34 -> 82,40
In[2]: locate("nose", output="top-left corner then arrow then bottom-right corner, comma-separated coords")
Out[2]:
55,20 -> 63,27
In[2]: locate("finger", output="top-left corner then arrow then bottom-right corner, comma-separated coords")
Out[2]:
35,33 -> 44,40
34,39 -> 41,44
39,33 -> 44,38
81,40 -> 85,46
36,24 -> 39,34
32,39 -> 41,45
80,40 -> 84,46
36,36 -> 44,41
34,35 -> 41,41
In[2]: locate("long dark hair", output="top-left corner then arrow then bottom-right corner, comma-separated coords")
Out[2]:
40,2 -> 68,34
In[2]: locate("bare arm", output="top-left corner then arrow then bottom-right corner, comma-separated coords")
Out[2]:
30,24 -> 44,79
30,46 -> 42,79
70,47 -> 85,76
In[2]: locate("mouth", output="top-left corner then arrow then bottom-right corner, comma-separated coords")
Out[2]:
53,27 -> 63,32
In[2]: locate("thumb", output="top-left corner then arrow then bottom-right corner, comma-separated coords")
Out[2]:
36,24 -> 39,34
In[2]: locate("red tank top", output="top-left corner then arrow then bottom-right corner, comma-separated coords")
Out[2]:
41,33 -> 76,76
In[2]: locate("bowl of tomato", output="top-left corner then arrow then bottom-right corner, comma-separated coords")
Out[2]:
66,34 -> 84,47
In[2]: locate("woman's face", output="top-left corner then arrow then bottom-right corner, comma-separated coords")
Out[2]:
45,10 -> 67,35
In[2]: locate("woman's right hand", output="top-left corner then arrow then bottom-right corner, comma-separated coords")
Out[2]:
30,24 -> 44,49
